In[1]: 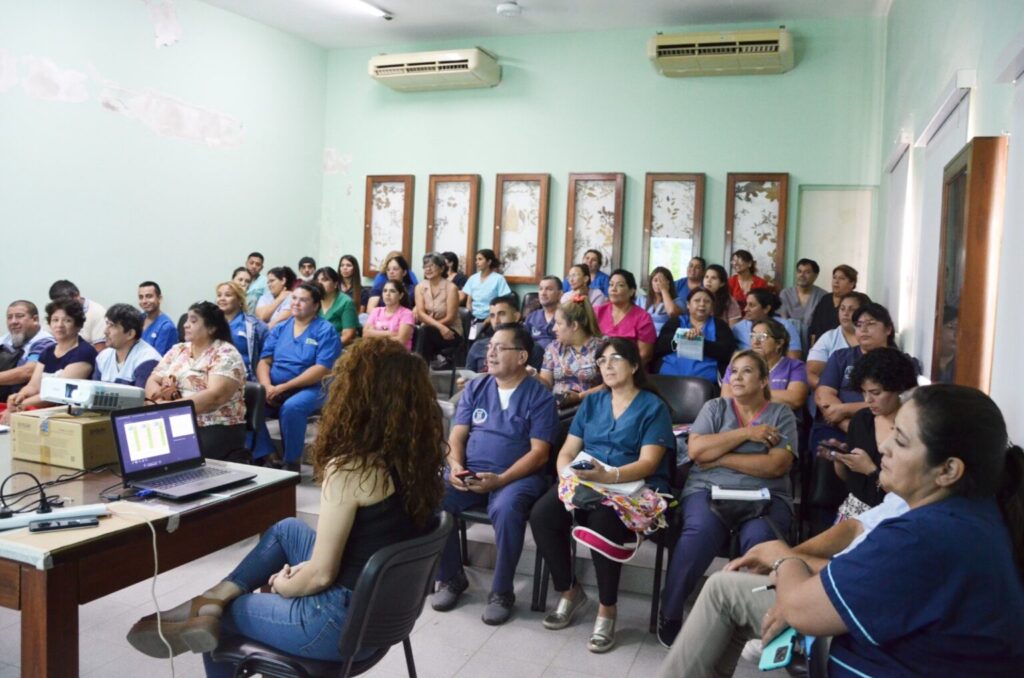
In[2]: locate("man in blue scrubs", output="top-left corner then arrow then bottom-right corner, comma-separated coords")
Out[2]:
253,282 -> 341,472
138,281 -> 178,355
93,303 -> 161,387
433,324 -> 558,625
562,249 -> 609,296
524,276 -> 561,351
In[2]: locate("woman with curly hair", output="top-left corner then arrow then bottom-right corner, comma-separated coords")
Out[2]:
127,338 -> 447,672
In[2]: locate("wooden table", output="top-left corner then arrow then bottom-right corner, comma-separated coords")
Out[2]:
0,436 -> 299,677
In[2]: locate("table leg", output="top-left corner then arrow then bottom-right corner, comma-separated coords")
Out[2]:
20,562 -> 78,678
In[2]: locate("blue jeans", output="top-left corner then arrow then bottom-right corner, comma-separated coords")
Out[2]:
253,385 -> 326,463
202,518 -> 367,677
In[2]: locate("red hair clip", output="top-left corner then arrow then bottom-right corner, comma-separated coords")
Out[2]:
572,293 -> 586,304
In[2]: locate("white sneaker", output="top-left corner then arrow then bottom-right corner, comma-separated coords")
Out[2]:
741,638 -> 763,663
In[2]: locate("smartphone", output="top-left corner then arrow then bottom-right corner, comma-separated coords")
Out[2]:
759,627 -> 797,671
570,460 -> 595,471
820,442 -> 849,454
29,517 -> 100,533
454,469 -> 479,482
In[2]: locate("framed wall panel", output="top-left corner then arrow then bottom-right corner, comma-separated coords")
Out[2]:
493,174 -> 550,284
564,173 -> 625,275
426,174 -> 479,275
363,175 -> 413,276
797,186 -> 875,292
641,173 -> 705,284
724,173 -> 789,288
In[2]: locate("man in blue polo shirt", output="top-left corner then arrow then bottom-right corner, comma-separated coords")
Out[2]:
433,324 -> 558,625
524,276 -> 561,351
0,300 -> 55,400
138,281 -> 178,355
93,303 -> 161,387
253,282 -> 341,472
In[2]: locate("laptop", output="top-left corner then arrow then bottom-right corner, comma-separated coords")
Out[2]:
111,401 -> 255,499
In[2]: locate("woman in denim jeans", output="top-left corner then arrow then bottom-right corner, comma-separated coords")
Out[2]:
127,338 -> 447,674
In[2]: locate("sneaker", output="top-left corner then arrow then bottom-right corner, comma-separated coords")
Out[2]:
657,615 -> 682,649
431,571 -> 469,612
481,591 -> 515,625
741,638 -> 763,663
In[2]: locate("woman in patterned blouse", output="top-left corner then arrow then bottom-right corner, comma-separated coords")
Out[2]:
538,295 -> 605,409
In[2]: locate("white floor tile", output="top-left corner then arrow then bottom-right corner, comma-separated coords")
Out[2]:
453,650 -> 547,678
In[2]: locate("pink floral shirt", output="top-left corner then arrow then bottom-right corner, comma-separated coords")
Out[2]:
151,340 -> 246,427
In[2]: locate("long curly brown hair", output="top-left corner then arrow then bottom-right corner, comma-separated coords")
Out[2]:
310,337 -> 446,527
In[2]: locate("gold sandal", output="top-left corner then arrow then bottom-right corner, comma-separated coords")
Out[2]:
587,616 -> 616,653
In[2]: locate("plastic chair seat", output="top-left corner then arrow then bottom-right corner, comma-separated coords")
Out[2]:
210,637 -> 389,677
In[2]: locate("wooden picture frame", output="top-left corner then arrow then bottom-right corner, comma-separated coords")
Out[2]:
641,173 -> 705,285
724,173 -> 789,288
363,175 -> 414,276
930,136 -> 1008,390
493,174 -> 550,284
564,173 -> 625,275
426,174 -> 479,274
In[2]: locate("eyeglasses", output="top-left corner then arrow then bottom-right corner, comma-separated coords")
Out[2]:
750,332 -> 771,342
855,320 -> 880,330
596,354 -> 628,367
487,343 -> 525,354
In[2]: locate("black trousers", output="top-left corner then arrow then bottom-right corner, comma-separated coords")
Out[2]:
529,484 -> 636,606
415,324 -> 460,362
197,423 -> 249,463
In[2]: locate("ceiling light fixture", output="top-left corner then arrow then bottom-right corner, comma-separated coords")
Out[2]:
347,0 -> 393,21
496,2 -> 522,18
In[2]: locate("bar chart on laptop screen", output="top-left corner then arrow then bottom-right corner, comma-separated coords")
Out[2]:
125,419 -> 170,460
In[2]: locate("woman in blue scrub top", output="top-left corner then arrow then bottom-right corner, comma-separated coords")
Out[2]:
530,337 -> 673,654
464,248 -> 512,322
655,287 -> 736,382
216,281 -> 267,381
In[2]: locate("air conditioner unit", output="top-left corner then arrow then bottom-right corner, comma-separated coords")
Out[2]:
368,47 -> 501,92
648,28 -> 794,77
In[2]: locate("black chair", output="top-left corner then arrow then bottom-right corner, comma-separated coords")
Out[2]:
807,635 -> 831,678
209,512 -> 454,678
520,292 -> 540,317
243,383 -> 265,438
647,374 -> 719,425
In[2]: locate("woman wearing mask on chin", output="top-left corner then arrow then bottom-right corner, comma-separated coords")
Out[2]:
703,264 -> 742,326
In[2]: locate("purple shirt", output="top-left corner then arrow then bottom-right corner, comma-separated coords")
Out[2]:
723,356 -> 808,391
525,308 -> 557,351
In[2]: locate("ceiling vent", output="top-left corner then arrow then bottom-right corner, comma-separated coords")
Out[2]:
648,28 -> 794,77
369,47 -> 501,91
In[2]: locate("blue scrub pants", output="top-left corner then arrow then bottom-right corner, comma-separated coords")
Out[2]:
253,385 -> 326,463
437,473 -> 547,595
660,491 -> 792,622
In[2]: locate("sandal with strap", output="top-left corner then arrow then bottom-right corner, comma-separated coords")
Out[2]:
126,595 -> 225,658
587,615 -> 616,653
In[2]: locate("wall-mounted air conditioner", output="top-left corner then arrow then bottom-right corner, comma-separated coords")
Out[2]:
368,47 -> 501,92
648,28 -> 794,77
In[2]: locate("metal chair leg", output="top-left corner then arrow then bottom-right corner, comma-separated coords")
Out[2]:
458,519 -> 469,566
403,637 -> 417,678
649,539 -> 665,633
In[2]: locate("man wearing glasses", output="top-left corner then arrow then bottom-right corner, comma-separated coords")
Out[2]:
432,324 -> 559,626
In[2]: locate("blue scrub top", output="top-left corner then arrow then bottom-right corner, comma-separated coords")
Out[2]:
733,317 -> 802,354
142,313 -> 178,355
569,389 -> 674,492
525,308 -> 556,351
562,270 -> 610,297
229,312 -> 268,380
658,314 -> 719,381
261,316 -> 341,386
822,496 -> 1024,677
455,375 -> 558,475
464,272 -> 512,320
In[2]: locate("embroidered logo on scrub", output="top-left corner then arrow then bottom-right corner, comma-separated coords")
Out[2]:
305,338 -> 319,346
472,408 -> 488,425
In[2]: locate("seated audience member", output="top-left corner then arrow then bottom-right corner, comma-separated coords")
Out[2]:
722,318 -> 808,411
562,249 -> 610,297
658,350 -> 798,647
314,267 -> 358,346
935,305 -> 959,383
674,256 -> 706,299
524,276 -> 561,351
146,302 -> 247,462
732,289 -> 802,359
443,250 -> 469,294
561,264 -> 608,307
337,254 -> 369,311
244,251 -> 267,313
656,491 -> 912,678
538,295 -> 604,408
779,258 -> 827,333
363,280 -> 415,350
753,386 -> 1023,677
414,252 -> 462,367
255,266 -> 296,330
464,248 -> 512,326
825,348 -> 918,520
638,267 -> 683,336
367,250 -> 419,297
49,279 -> 107,351
138,281 -> 177,355
465,295 -> 545,373
655,287 -> 736,382
595,269 -> 657,366
807,264 -> 858,347
432,324 -> 558,625
126,338 -> 446,668
0,301 -> 55,400
253,283 -> 342,471
93,304 -> 161,387
1,298 -> 97,423
703,264 -> 742,326
231,267 -> 252,291
296,256 -> 316,283
367,254 -> 417,313
531,338 -> 673,653
215,281 -> 267,381
727,250 -> 769,313
806,291 -> 869,388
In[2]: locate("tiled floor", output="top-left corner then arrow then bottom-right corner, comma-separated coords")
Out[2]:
0,474 -> 783,678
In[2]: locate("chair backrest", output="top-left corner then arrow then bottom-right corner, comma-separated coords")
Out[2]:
338,511 -> 454,658
243,382 -> 266,434
521,292 -> 540,317
648,374 -> 719,425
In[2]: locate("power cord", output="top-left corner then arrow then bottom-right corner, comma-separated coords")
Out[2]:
0,471 -> 52,517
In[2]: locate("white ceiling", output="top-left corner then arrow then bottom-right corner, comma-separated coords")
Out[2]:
200,0 -> 892,50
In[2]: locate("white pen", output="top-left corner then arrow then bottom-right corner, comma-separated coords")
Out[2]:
751,584 -> 776,593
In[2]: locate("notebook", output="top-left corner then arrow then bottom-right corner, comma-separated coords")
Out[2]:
111,401 -> 254,499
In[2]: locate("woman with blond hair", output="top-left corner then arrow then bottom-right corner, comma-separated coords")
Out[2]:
215,280 -> 267,381
538,294 -> 604,409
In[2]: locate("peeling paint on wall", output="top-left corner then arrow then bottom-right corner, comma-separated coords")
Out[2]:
0,49 -> 18,92
21,56 -> 89,102
323,148 -> 353,175
145,0 -> 182,48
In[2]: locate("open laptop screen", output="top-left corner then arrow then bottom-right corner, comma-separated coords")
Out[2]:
113,401 -> 203,476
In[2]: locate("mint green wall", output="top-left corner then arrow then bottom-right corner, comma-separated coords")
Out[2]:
0,0 -> 327,318
320,18 -> 885,292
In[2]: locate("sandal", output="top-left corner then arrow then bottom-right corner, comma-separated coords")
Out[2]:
126,595 -> 224,658
587,615 -> 616,653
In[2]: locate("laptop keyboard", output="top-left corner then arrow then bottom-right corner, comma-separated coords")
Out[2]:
146,466 -> 229,489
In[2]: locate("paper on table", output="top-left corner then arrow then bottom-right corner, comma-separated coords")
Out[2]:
560,451 -> 644,495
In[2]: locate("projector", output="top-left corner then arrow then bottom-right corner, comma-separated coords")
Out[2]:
40,377 -> 146,411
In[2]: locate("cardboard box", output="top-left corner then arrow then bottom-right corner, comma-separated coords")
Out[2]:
10,407 -> 118,469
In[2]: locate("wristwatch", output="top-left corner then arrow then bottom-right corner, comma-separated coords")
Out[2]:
771,556 -> 810,575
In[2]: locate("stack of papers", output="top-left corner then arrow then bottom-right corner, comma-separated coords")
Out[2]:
710,486 -> 770,502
